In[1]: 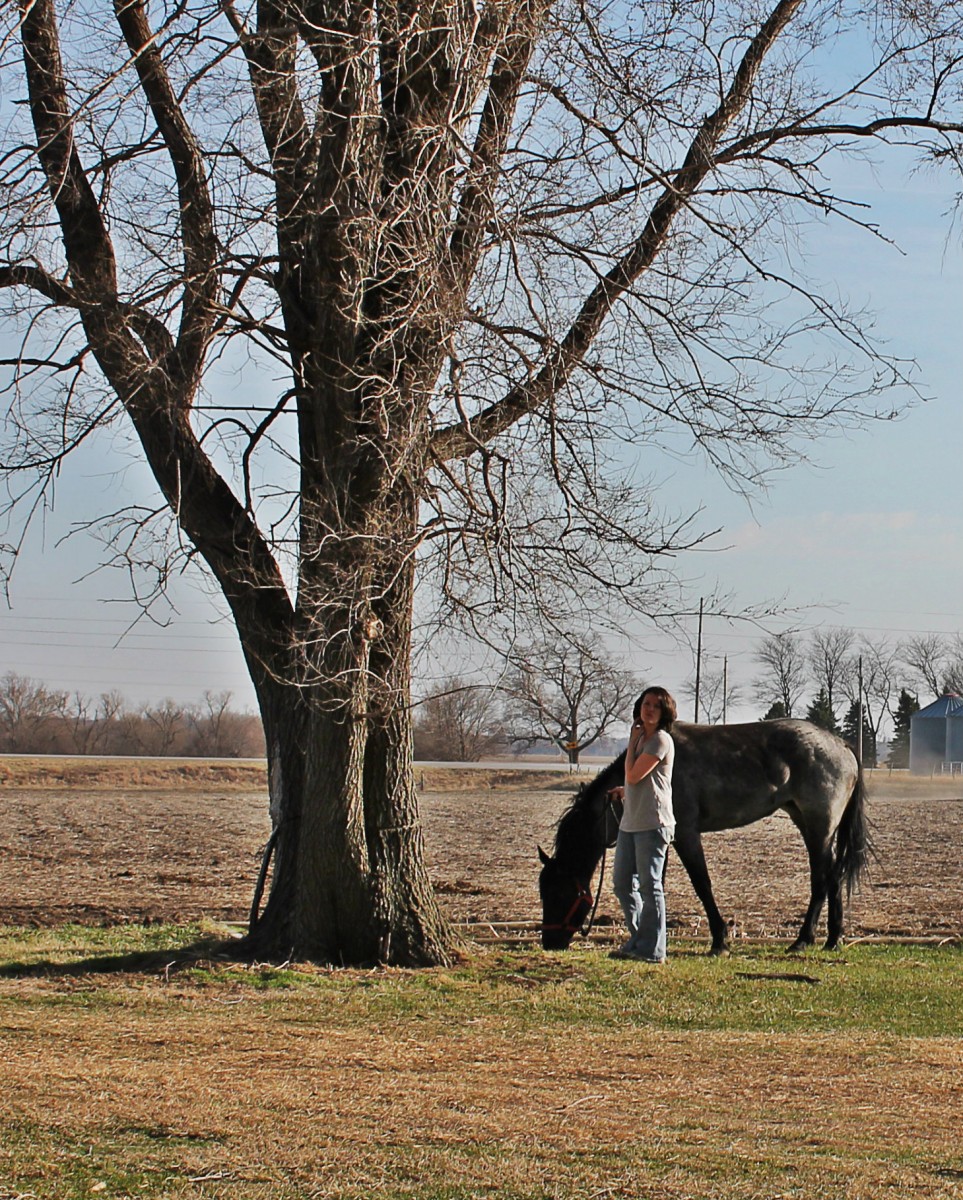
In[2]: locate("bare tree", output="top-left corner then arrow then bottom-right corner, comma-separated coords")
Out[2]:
843,637 -> 898,754
413,677 -> 505,762
684,665 -> 740,726
808,628 -> 856,724
94,690 -> 129,755
0,678 -> 263,756
1,0 -> 961,963
114,707 -> 149,757
0,673 -> 67,752
141,699 -> 187,756
900,633 -> 963,702
945,639 -> 963,697
188,690 -> 234,757
754,632 -> 809,718
58,691 -> 96,755
503,636 -> 638,764
186,691 -> 265,757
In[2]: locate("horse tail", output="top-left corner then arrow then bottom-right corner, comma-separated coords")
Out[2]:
832,758 -> 873,900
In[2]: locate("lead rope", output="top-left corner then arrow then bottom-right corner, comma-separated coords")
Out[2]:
578,843 -> 608,939
578,795 -> 619,939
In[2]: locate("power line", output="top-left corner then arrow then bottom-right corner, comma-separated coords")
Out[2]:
0,634 -> 239,652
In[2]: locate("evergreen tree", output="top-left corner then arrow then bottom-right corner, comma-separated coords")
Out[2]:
842,701 -> 877,766
761,701 -> 788,721
805,687 -> 840,733
888,689 -> 919,769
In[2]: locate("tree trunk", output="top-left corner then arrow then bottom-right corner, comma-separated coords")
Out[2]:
242,484 -> 456,967
244,676 -> 455,966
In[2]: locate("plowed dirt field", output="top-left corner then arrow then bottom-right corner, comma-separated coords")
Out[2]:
2,758 -> 961,946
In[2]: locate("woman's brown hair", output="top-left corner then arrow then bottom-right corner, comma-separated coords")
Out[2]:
633,686 -> 677,732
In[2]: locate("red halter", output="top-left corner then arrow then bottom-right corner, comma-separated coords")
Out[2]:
542,795 -> 619,939
541,879 -> 594,935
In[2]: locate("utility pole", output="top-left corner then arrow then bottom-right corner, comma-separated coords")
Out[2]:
857,656 -> 864,764
722,655 -> 728,725
694,597 -> 704,723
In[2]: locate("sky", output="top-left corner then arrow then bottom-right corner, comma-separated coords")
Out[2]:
0,150 -> 960,737
628,158 -> 963,728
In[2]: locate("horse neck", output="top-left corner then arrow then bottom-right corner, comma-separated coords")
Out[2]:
556,763 -> 622,878
557,813 -> 603,878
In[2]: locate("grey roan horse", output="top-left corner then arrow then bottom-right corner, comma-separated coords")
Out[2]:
538,719 -> 870,955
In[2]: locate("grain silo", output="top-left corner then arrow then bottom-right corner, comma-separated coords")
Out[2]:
947,704 -> 963,765
910,694 -> 963,774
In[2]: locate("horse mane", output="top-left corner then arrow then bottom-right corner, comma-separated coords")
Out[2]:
552,753 -> 625,869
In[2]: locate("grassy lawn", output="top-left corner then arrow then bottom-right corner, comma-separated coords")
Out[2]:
1,926 -> 962,1199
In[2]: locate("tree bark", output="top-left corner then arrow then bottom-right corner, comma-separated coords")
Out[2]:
246,679 -> 454,965
244,484 -> 455,966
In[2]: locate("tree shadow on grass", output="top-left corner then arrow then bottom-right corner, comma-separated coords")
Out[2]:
0,933 -> 254,980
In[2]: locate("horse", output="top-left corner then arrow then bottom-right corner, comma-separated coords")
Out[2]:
538,718 -> 870,955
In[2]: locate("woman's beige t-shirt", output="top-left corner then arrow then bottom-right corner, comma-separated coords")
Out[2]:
620,729 -> 675,836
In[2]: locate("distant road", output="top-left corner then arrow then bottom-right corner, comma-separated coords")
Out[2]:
415,759 -> 607,772
0,753 -> 608,771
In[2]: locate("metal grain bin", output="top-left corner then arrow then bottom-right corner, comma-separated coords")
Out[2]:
946,713 -> 963,765
910,694 -> 963,774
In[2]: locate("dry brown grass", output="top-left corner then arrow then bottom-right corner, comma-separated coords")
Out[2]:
0,755 -> 270,791
0,756 -> 578,794
2,942 -> 963,1199
863,768 -> 963,801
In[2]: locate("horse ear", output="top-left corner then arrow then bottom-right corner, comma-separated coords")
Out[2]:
537,845 -> 552,867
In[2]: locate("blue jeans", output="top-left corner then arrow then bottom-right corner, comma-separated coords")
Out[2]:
612,827 -> 671,961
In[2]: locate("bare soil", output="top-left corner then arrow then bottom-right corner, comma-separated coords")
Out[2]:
1,757 -> 961,944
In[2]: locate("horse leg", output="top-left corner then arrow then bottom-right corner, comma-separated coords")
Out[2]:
673,828 -> 730,956
785,814 -> 833,953
822,781 -> 866,950
824,862 -> 845,951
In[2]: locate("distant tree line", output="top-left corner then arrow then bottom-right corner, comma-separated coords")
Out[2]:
9,624 -> 956,764
752,628 -> 963,766
413,626 -> 962,765
0,673 -> 265,757
414,632 -> 637,765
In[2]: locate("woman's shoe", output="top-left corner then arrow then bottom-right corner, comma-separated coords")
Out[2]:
609,939 -> 638,960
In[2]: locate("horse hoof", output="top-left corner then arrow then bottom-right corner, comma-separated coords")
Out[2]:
709,944 -> 730,958
786,940 -> 810,954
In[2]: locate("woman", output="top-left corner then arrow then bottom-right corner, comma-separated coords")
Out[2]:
609,686 -> 677,963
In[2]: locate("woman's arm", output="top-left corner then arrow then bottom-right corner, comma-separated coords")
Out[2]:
625,724 -> 663,785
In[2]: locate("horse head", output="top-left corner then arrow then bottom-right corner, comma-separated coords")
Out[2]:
537,845 -> 592,950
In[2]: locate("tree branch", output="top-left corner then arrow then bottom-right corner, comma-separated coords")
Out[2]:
720,115 -> 963,165
430,0 -> 806,461
0,262 -> 76,307
113,0 -> 219,385
18,0 -> 120,304
15,0 -> 295,676
446,0 -> 547,301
